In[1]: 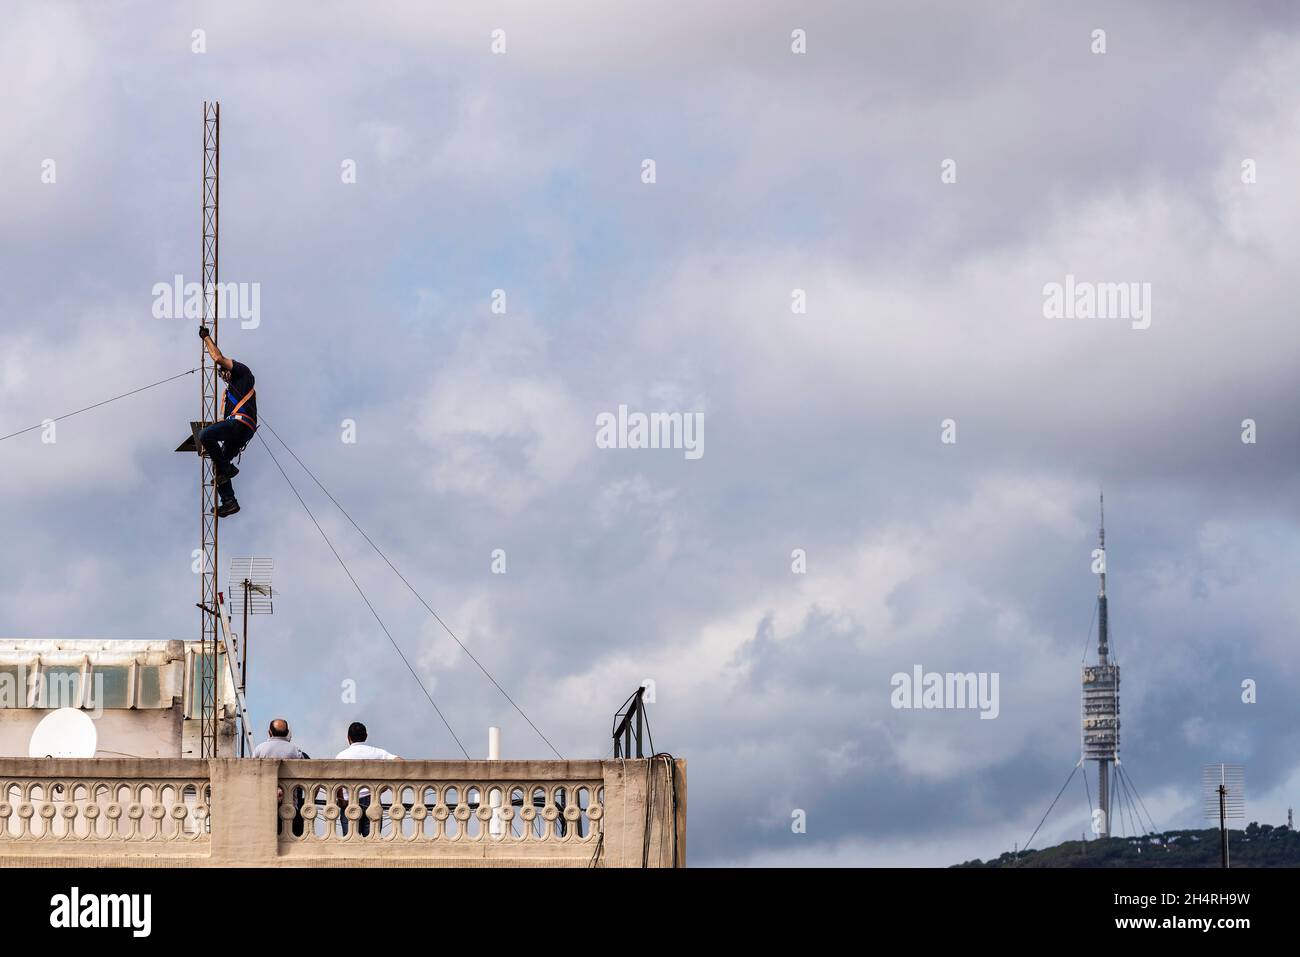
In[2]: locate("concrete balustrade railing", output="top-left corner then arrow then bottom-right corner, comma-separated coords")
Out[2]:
0,757 -> 686,868
0,761 -> 209,850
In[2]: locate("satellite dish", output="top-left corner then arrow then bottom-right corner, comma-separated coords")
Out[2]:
29,708 -> 98,758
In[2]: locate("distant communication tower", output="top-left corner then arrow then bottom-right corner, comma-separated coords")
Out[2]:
1082,494 -> 1120,837
1022,496 -> 1154,854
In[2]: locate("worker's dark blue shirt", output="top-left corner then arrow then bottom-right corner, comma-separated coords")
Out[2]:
223,360 -> 257,428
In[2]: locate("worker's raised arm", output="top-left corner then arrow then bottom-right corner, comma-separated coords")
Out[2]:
198,326 -> 233,371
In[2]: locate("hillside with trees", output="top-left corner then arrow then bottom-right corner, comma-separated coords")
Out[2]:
956,822 -> 1300,867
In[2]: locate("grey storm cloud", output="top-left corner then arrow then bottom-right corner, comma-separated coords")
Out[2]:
2,1 -> 1299,865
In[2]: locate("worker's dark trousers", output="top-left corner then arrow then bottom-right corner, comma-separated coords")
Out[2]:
198,419 -> 252,502
276,791 -> 306,838
339,795 -> 372,837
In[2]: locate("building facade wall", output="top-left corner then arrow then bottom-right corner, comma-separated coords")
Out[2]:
0,709 -> 183,759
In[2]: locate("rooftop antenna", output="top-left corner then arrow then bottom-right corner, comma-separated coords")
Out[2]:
196,100 -> 221,757
1082,491 -> 1120,837
29,708 -> 98,759
1203,763 -> 1244,868
173,102 -> 224,756
229,557 -> 275,756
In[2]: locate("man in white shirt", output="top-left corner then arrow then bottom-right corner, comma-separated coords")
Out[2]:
335,721 -> 399,836
336,721 -> 399,761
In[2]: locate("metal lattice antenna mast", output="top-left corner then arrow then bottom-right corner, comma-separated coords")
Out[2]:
199,101 -> 221,758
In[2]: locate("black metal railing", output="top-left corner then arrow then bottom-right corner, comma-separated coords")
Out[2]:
612,686 -> 649,759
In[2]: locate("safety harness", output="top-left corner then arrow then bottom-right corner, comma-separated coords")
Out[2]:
226,386 -> 257,431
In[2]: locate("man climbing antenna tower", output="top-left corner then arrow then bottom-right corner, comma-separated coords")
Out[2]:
197,325 -> 256,518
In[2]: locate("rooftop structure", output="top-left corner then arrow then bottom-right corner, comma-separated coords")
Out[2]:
0,755 -> 685,867
0,639 -> 237,759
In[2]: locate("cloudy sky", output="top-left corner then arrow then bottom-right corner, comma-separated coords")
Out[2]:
3,0 -> 1300,866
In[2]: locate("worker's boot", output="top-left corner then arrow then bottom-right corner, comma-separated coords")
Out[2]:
214,463 -> 239,482
217,498 -> 240,518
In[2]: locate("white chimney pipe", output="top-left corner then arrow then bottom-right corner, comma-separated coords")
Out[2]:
488,726 -> 504,838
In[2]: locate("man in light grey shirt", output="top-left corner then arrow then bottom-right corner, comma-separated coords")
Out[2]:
253,718 -> 308,836
252,718 -> 308,759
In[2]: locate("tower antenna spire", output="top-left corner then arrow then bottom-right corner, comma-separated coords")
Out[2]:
1098,490 -> 1106,600
1099,490 -> 1105,548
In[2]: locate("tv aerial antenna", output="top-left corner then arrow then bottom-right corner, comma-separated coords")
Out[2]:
229,557 -> 275,756
1202,763 -> 1245,868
